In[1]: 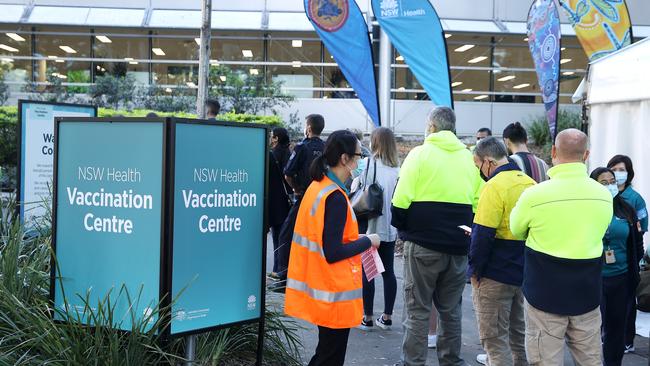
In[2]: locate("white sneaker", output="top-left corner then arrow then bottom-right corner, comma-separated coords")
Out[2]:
427,334 -> 437,348
476,354 -> 488,365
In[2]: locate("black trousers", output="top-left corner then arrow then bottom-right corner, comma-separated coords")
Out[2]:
601,273 -> 632,366
308,326 -> 351,366
624,290 -> 637,347
270,224 -> 282,273
277,196 -> 302,280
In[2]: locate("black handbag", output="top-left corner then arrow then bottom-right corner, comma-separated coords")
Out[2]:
272,152 -> 294,207
349,158 -> 383,219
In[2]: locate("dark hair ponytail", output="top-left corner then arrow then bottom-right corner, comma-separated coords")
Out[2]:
309,130 -> 358,181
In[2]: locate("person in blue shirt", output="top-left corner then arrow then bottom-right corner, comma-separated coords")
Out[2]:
607,154 -> 648,353
590,167 -> 644,366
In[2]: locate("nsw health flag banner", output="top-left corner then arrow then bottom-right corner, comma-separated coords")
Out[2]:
527,0 -> 561,140
305,0 -> 380,126
372,0 -> 452,108
559,0 -> 632,61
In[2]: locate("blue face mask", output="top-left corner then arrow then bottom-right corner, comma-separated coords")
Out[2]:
350,158 -> 366,179
607,184 -> 619,198
614,171 -> 628,186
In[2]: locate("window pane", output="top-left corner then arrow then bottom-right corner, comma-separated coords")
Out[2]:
152,63 -> 197,86
153,30 -> 199,61
34,27 -> 91,86
213,31 -> 264,62
93,29 -> 150,83
267,32 -> 321,62
451,69 -> 491,102
269,65 -> 319,98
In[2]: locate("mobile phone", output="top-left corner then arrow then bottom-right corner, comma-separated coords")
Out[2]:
458,225 -> 472,234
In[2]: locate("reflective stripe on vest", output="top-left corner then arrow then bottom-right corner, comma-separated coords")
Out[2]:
310,183 -> 338,216
292,232 -> 325,257
286,278 -> 362,303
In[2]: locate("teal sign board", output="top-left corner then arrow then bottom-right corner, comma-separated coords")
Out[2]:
52,120 -> 164,331
171,122 -> 266,335
18,100 -> 96,226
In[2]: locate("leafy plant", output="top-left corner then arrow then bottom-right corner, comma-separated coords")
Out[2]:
89,75 -> 136,109
136,84 -> 196,113
527,109 -> 583,146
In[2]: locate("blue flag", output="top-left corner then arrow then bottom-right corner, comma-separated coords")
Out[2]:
372,0 -> 452,108
305,0 -> 380,126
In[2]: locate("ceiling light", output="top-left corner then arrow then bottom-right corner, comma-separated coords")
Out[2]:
165,88 -> 172,93
55,59 -> 64,63
468,56 -> 488,64
210,59 -> 219,65
6,33 -> 25,42
1,57 -> 13,62
560,58 -> 572,64
124,57 -> 134,61
563,71 -> 575,76
96,35 -> 112,43
242,49 -> 253,58
0,44 -> 19,52
194,38 -> 201,45
186,81 -> 196,88
58,74 -> 67,79
524,37 -> 529,42
129,61 -> 138,65
219,75 -> 226,82
561,47 -> 566,51
451,81 -> 463,87
152,48 -> 165,56
292,40 -> 302,48
445,33 -> 451,39
100,67 -> 106,72
48,55 -> 58,59
59,45 -> 76,54
292,61 -> 301,68
498,75 -> 516,82
397,87 -> 406,91
249,68 -> 259,75
461,88 -> 473,92
396,55 -> 405,62
454,44 -> 475,52
513,83 -> 530,89
96,65 -> 101,70
474,95 -> 489,100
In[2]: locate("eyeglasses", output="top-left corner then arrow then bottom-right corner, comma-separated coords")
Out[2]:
352,152 -> 367,158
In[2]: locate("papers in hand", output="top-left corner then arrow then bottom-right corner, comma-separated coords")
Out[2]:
361,247 -> 385,282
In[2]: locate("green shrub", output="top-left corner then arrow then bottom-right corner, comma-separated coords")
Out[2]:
527,109 -> 583,146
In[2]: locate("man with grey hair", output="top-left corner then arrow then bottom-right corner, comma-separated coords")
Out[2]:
468,137 -> 536,366
392,106 -> 483,365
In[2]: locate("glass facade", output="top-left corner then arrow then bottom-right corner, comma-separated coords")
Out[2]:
0,25 -> 638,104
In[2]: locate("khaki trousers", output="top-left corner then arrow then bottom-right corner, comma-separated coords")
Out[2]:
524,300 -> 601,366
471,278 -> 527,366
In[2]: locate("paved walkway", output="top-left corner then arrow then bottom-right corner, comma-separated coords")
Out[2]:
266,238 -> 649,365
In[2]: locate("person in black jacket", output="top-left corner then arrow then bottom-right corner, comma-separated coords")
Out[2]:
590,167 -> 644,366
267,127 -> 292,279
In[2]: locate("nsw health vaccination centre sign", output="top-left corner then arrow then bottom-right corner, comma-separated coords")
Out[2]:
18,100 -> 96,226
51,117 -> 268,339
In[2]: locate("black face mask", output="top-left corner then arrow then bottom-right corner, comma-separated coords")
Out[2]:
479,161 -> 489,182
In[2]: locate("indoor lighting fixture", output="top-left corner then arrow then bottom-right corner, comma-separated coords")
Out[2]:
152,48 -> 165,56
124,57 -> 134,61
560,58 -> 572,64
396,55 -> 404,61
523,37 -> 529,42
6,33 -> 25,42
0,44 -> 18,52
445,33 -> 452,39
513,83 -> 530,89
397,87 -> 406,91
461,88 -> 473,92
186,81 -> 196,88
194,38 -> 201,46
55,59 -> 64,63
454,44 -> 475,52
165,88 -> 172,93
1,58 -> 13,62
474,95 -> 489,100
323,95 -> 328,99
468,56 -> 488,64
129,61 -> 138,65
249,68 -> 259,75
451,81 -> 463,87
563,71 -> 575,76
48,55 -> 58,59
498,75 -> 516,82
242,49 -> 253,58
219,75 -> 227,82
59,45 -> 77,54
561,47 -> 566,51
96,35 -> 112,43
292,40 -> 302,48
292,61 -> 301,68
210,59 -> 219,65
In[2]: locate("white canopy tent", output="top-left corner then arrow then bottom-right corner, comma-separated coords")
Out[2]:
587,37 -> 650,229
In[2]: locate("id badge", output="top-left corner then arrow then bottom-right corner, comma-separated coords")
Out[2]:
605,249 -> 616,264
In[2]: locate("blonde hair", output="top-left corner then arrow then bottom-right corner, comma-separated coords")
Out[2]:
370,127 -> 399,168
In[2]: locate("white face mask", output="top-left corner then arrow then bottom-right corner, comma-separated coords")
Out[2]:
607,184 -> 619,198
614,171 -> 628,186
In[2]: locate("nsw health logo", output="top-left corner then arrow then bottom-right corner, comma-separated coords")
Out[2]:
380,0 -> 399,18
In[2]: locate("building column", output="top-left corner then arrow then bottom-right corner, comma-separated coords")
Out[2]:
378,27 -> 392,128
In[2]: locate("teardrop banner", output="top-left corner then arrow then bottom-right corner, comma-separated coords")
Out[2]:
372,0 -> 453,108
527,0 -> 561,140
305,0 -> 381,126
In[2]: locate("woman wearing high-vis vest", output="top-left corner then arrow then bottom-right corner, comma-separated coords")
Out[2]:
284,130 -> 381,366
590,167 -> 643,366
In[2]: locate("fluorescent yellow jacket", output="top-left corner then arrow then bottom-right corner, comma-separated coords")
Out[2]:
391,131 -> 483,254
510,162 -> 612,315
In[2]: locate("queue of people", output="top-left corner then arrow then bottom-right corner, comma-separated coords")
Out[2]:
268,107 -> 648,366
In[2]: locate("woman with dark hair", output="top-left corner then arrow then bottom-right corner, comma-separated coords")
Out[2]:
607,154 -> 648,353
284,130 -> 380,366
267,127 -> 292,279
590,167 -> 644,366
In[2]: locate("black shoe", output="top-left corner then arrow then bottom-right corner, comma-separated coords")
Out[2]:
376,315 -> 392,330
268,280 -> 286,294
358,318 -> 373,331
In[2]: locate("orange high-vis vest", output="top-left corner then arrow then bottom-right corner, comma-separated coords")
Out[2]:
284,175 -> 363,329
